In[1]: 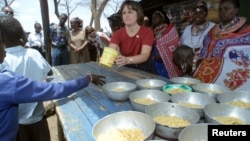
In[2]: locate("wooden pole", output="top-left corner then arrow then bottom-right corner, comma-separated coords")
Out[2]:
39,0 -> 52,65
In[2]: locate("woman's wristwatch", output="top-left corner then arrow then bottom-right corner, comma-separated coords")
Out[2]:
129,57 -> 133,64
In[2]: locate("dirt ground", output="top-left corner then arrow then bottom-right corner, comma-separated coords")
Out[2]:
44,101 -> 61,141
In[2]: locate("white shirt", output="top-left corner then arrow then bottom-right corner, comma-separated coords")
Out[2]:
93,31 -> 110,48
180,22 -> 215,49
1,45 -> 51,124
26,32 -> 44,49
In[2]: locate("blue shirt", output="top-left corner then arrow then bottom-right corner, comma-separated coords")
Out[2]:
0,70 -> 90,141
50,24 -> 69,47
1,45 -> 51,124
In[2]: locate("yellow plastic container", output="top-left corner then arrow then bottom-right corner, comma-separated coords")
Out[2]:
99,47 -> 118,68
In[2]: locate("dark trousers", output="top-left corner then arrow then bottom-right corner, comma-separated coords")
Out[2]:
16,117 -> 51,141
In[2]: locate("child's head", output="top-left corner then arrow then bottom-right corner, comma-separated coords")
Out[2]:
173,45 -> 194,74
0,15 -> 24,46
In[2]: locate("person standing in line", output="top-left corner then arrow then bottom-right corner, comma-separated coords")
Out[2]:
174,0 -> 250,91
193,0 -> 250,91
85,26 -> 99,61
108,0 -> 157,74
1,6 -> 14,16
0,41 -> 105,141
25,22 -> 46,58
180,1 -> 215,54
151,10 -> 182,78
68,17 -> 90,64
107,12 -> 124,34
0,15 -> 52,141
86,26 -> 110,59
50,13 -> 69,66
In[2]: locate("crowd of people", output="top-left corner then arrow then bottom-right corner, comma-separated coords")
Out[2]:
106,0 -> 250,93
0,0 -> 250,140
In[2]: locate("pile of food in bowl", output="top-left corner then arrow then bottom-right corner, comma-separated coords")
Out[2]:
129,89 -> 170,112
102,81 -> 137,101
92,111 -> 156,141
145,102 -> 200,140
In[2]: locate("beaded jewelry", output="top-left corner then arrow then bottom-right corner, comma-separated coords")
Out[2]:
214,17 -> 246,37
191,22 -> 209,36
191,22 -> 209,50
154,23 -> 168,39
192,55 -> 199,73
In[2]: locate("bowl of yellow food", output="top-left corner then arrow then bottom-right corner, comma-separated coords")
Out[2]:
135,79 -> 167,90
145,102 -> 200,140
92,111 -> 156,141
129,89 -> 171,112
178,123 -> 210,141
192,83 -> 231,101
162,84 -> 192,95
102,82 -> 137,101
217,91 -> 250,110
204,103 -> 250,125
170,77 -> 201,86
170,92 -> 216,118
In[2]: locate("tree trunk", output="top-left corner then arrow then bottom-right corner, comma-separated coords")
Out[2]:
39,0 -> 52,65
90,0 -> 109,30
53,0 -> 60,19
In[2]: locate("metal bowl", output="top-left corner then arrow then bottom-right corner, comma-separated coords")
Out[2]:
129,90 -> 171,112
102,82 -> 137,101
170,92 -> 216,118
170,77 -> 201,86
204,103 -> 250,125
135,79 -> 167,90
92,111 -> 156,141
145,102 -> 200,140
217,91 -> 250,110
162,84 -> 192,95
178,123 -> 209,141
192,83 -> 231,100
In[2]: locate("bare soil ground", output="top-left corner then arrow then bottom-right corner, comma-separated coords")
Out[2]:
44,101 -> 61,141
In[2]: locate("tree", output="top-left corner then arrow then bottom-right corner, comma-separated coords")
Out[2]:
52,0 -> 126,31
1,0 -> 15,6
90,0 -> 109,31
103,0 -> 122,19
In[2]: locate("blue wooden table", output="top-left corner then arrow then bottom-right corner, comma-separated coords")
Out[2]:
50,62 -> 169,141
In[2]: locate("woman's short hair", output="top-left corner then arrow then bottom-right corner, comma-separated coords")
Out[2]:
119,0 -> 144,25
70,17 -> 83,28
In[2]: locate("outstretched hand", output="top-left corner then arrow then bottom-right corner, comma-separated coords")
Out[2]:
91,74 -> 106,86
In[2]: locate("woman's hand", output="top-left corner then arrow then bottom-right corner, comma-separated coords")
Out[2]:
115,55 -> 129,66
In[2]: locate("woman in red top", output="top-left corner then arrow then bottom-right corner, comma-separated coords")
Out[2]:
109,0 -> 157,74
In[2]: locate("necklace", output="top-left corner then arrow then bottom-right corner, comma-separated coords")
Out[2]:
191,22 -> 209,36
214,17 -> 246,37
191,22 -> 209,50
154,23 -> 168,39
